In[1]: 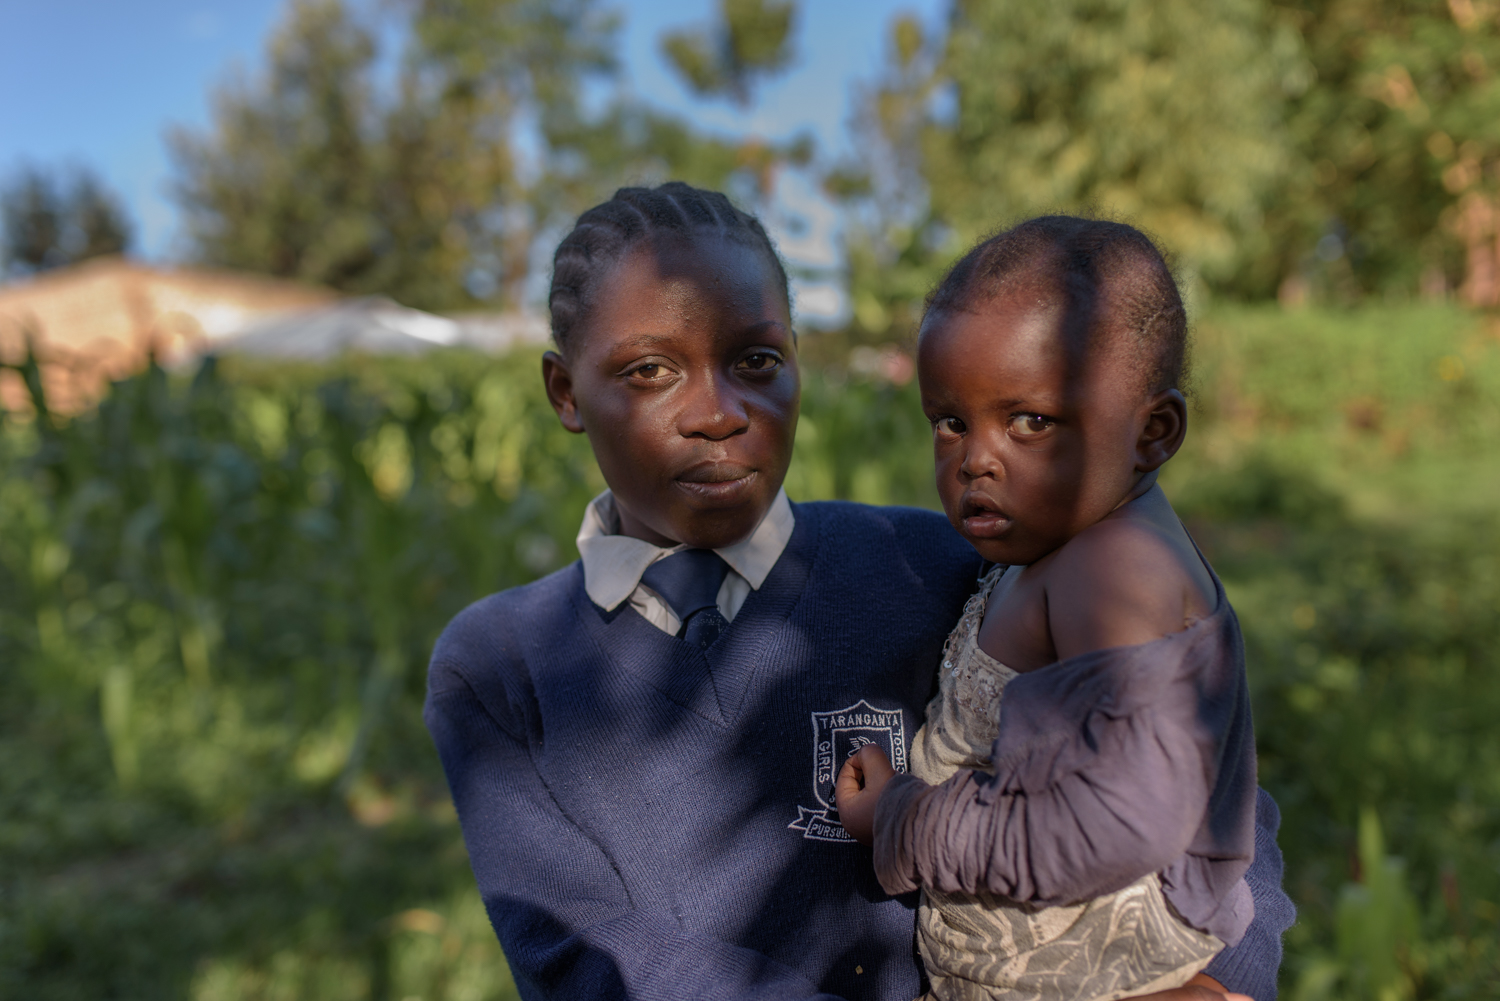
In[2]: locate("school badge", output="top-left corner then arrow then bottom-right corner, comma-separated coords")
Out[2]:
789,700 -> 908,843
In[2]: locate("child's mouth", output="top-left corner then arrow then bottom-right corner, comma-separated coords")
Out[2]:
961,496 -> 1011,538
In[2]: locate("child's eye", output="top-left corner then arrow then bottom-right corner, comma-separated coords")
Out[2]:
738,352 -> 781,373
1008,414 -> 1053,436
932,416 -> 966,438
627,362 -> 668,380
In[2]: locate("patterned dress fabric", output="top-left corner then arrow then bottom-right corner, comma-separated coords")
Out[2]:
908,566 -> 1223,1001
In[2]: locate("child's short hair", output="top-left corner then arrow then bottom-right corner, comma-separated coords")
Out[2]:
926,216 -> 1188,395
548,182 -> 789,354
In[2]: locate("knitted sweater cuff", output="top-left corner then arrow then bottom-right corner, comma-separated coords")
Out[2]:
1203,926 -> 1278,1001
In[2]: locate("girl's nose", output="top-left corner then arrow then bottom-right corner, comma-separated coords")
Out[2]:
679,369 -> 750,440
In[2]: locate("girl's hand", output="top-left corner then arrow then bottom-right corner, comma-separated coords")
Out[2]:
835,744 -> 896,846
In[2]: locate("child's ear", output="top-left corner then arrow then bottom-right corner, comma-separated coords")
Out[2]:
542,351 -> 586,434
1135,389 -> 1187,472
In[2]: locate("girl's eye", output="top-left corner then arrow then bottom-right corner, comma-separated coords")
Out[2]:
1008,413 -> 1053,436
933,416 -> 966,437
629,363 -> 666,380
738,352 -> 781,373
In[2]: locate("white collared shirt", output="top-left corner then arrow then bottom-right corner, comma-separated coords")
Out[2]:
575,488 -> 796,635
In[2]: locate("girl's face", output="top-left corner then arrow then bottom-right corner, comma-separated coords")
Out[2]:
543,234 -> 799,549
918,291 -> 1173,566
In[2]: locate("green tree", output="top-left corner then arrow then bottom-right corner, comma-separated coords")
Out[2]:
660,0 -> 798,107
1276,0 -> 1500,302
928,0 -> 1296,291
828,0 -> 1300,341
171,0 -> 804,311
170,1 -> 390,294
1,166 -> 131,277
171,0 -> 621,311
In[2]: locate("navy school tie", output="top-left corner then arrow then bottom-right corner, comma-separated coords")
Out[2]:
640,548 -> 731,650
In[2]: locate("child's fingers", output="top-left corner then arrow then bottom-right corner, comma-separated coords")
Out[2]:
834,755 -> 865,807
855,743 -> 895,783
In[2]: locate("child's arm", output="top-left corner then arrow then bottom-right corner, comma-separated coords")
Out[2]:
838,638 -> 1232,904
840,533 -> 1250,910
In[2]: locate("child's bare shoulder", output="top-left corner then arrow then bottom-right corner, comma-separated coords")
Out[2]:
1041,502 -> 1216,659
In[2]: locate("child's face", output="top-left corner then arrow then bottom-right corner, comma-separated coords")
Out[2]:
543,235 -> 799,549
918,291 -> 1182,566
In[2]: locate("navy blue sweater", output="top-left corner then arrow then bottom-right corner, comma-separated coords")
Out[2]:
425,502 -> 1293,1001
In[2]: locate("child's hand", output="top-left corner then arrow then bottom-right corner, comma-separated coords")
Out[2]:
835,744 -> 896,846
1127,974 -> 1251,1001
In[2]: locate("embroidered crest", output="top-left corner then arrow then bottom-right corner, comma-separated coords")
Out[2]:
789,700 -> 908,842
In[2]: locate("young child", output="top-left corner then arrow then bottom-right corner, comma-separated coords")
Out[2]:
426,188 -> 1289,1001
836,217 -> 1259,1001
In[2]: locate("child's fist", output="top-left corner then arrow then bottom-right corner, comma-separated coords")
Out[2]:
835,744 -> 896,846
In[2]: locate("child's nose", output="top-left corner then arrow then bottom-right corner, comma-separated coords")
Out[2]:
960,433 -> 1005,479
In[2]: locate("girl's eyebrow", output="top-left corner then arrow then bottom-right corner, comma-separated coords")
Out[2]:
736,319 -> 789,335
609,333 -> 677,351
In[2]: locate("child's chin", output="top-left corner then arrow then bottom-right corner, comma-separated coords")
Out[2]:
962,532 -> 1039,568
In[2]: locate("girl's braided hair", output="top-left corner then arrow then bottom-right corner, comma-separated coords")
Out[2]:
926,215 -> 1189,395
548,181 -> 790,354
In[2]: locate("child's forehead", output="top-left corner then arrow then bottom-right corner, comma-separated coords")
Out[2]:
922,291 -> 1141,392
924,291 -> 1078,355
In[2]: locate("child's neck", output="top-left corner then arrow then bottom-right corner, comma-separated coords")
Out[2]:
1108,469 -> 1159,516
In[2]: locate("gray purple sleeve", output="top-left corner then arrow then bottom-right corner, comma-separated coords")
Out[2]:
873,607 -> 1263,947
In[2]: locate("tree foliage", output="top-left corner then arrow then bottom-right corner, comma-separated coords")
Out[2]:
830,0 -> 1500,328
170,0 -> 807,312
170,0 -> 567,311
832,0 -> 1299,332
1277,0 -> 1500,302
660,0 -> 798,107
930,0 -> 1294,287
0,166 -> 131,277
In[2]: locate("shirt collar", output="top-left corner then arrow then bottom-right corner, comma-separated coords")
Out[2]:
575,488 -> 796,611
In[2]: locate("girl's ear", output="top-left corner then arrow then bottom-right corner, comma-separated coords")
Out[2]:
1135,389 -> 1187,472
542,351 -> 586,433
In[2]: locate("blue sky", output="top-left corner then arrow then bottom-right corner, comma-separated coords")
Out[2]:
0,0 -> 943,268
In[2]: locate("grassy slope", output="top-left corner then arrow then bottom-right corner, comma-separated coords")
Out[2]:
1,304 -> 1497,1000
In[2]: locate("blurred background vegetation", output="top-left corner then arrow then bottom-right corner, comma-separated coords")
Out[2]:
3,1 -> 1500,1000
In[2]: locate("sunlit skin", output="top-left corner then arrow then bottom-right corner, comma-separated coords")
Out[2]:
542,234 -> 799,549
833,289 -> 1244,1001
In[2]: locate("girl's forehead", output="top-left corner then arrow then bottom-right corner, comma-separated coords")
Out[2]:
572,236 -> 791,356
606,237 -> 788,312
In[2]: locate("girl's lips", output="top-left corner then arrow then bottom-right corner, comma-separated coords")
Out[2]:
674,469 -> 758,506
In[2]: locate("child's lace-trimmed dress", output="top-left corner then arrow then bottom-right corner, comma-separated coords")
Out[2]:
906,565 -> 1223,1001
